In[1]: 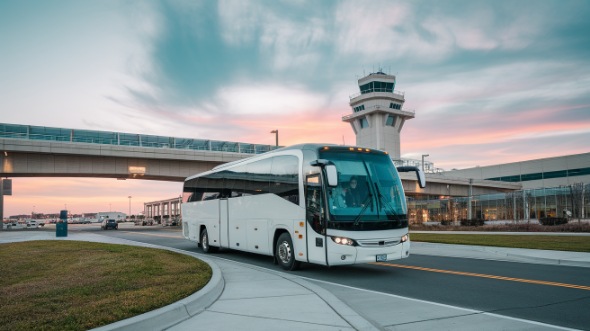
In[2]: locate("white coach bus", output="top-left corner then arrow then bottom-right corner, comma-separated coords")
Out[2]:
181,144 -> 425,270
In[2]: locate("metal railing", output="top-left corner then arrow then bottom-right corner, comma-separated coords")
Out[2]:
349,89 -> 405,100
341,105 -> 415,121
393,158 -> 445,174
0,123 -> 279,155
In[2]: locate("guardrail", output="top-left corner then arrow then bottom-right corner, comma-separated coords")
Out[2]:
0,123 -> 279,155
349,89 -> 405,100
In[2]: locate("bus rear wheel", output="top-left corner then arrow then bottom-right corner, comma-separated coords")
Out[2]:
200,228 -> 218,253
276,233 -> 300,271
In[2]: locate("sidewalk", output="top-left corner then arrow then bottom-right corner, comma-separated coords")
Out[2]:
2,230 -> 588,330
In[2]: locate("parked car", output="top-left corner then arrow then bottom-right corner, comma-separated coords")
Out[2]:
5,222 -> 26,230
101,219 -> 118,230
134,219 -> 153,226
26,220 -> 41,228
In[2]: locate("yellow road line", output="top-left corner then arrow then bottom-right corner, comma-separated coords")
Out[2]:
375,263 -> 590,291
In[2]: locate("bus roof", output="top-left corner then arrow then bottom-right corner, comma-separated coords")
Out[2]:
188,143 -> 388,181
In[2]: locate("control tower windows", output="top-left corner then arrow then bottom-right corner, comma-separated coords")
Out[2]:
385,115 -> 397,127
353,105 -> 365,113
359,117 -> 369,129
360,81 -> 394,94
389,103 -> 401,110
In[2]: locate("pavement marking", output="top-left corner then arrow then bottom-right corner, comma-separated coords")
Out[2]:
119,231 -> 182,239
375,262 -> 590,291
304,277 -> 580,331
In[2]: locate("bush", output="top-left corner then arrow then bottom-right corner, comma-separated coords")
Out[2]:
440,220 -> 453,226
460,219 -> 485,226
539,217 -> 568,226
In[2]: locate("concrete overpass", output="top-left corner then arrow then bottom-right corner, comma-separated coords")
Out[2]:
0,123 -> 275,181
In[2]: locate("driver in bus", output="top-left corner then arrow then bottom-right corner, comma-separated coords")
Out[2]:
343,176 -> 365,207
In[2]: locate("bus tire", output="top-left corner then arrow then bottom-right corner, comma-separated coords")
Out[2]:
200,228 -> 218,253
276,233 -> 300,271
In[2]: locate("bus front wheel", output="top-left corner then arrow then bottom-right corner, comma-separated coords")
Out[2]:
200,228 -> 218,253
276,233 -> 300,271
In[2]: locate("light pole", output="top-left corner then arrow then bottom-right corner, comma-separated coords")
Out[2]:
270,130 -> 278,147
128,196 -> 132,219
421,154 -> 429,173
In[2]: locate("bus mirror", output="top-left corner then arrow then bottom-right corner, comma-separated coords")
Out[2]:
325,165 -> 338,187
396,166 -> 426,188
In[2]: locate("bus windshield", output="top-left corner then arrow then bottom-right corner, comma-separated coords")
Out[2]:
320,150 -> 408,230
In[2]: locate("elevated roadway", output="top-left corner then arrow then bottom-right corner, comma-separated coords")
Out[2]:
0,123 -> 276,181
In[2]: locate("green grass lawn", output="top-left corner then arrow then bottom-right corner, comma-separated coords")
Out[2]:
410,233 -> 590,252
0,241 -> 212,331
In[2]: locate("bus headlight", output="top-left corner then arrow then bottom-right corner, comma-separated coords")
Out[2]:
401,234 -> 409,243
331,236 -> 357,246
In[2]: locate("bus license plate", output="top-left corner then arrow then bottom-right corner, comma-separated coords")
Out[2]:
376,254 -> 387,262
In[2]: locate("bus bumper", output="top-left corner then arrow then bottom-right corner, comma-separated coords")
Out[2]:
327,240 -> 410,266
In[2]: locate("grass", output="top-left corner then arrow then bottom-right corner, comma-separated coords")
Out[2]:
0,241 -> 212,331
410,222 -> 590,233
410,233 -> 590,252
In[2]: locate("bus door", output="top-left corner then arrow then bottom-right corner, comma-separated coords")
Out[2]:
219,198 -> 229,248
305,174 -> 327,265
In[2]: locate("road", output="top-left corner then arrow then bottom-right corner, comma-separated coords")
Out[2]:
74,224 -> 590,330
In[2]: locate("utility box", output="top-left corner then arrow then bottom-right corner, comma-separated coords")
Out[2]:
56,210 -> 68,237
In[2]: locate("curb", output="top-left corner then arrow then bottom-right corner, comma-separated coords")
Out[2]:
89,251 -> 224,331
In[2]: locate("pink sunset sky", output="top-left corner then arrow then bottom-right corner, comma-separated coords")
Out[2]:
1,1 -> 589,217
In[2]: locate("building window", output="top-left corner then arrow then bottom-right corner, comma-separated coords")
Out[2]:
385,115 -> 396,127
389,103 -> 401,110
360,81 -> 395,94
354,105 -> 365,113
359,117 -> 369,129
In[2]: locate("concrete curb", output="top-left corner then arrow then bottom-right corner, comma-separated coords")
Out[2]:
89,250 -> 224,331
481,247 -> 590,268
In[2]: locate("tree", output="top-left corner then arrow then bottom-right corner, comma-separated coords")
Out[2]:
570,183 -> 585,223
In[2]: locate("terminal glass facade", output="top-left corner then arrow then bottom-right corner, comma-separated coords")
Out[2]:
407,183 -> 590,223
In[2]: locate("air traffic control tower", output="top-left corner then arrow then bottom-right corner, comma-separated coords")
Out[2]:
342,71 -> 415,159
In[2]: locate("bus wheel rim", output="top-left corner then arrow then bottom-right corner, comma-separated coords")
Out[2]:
202,232 -> 208,250
278,241 -> 291,264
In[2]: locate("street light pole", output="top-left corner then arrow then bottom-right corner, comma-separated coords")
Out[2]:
421,154 -> 430,172
128,196 -> 132,219
270,130 -> 278,147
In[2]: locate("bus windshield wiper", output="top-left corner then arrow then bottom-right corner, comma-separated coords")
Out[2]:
374,183 -> 382,217
374,183 -> 399,218
353,193 -> 373,226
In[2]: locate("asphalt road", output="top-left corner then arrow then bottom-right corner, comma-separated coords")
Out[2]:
77,224 -> 590,330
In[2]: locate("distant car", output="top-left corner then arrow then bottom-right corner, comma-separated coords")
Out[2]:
101,219 -> 118,230
26,220 -> 40,228
5,222 -> 26,230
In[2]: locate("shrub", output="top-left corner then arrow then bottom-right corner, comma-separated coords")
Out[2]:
460,219 -> 485,226
539,217 -> 568,226
440,220 -> 453,226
